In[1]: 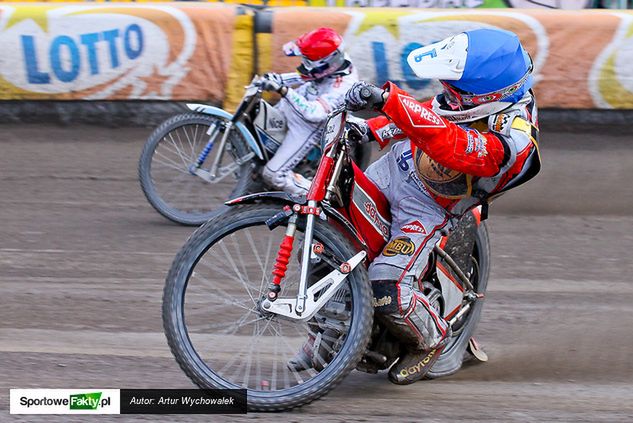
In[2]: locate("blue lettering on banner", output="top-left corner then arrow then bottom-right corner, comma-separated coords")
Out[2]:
102,29 -> 120,69
20,24 -> 144,84
371,41 -> 389,86
124,24 -> 143,60
50,36 -> 80,83
80,32 -> 100,75
371,41 -> 432,91
22,36 -> 50,84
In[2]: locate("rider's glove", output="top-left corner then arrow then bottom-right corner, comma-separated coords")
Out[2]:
346,116 -> 373,145
345,82 -> 386,112
261,73 -> 285,94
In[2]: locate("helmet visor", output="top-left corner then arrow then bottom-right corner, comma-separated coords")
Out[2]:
298,49 -> 345,78
442,60 -> 534,108
441,81 -> 466,110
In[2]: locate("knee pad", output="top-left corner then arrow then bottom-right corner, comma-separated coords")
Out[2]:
402,292 -> 449,350
371,279 -> 399,315
262,165 -> 310,196
371,277 -> 448,350
262,165 -> 286,189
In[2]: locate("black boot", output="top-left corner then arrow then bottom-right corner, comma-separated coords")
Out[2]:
387,345 -> 445,385
287,328 -> 340,372
387,326 -> 451,385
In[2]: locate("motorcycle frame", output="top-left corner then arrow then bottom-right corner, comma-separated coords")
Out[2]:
186,76 -> 271,181
227,108 -> 482,327
188,75 -> 327,183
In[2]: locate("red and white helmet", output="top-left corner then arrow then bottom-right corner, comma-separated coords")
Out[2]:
283,27 -> 351,80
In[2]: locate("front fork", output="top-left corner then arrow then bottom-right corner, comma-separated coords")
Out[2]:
296,200 -> 318,314
189,121 -> 233,180
266,201 -> 318,315
263,201 -> 364,321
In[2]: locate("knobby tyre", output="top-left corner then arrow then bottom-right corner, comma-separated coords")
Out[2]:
138,113 -> 253,226
163,204 -> 374,411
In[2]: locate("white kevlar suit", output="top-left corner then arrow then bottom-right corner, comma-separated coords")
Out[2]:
262,68 -> 359,195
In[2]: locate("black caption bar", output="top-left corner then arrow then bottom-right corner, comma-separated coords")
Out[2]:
120,389 -> 246,414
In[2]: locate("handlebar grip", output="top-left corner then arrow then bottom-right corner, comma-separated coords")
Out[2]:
359,87 -> 373,100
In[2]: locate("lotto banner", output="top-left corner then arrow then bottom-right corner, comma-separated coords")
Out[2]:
262,8 -> 633,109
158,0 -> 602,9
0,3 -> 252,103
2,5 -> 633,109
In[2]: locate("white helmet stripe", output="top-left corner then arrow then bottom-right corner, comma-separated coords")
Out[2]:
406,33 -> 469,81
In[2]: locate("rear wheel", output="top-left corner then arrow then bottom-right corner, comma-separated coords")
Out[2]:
138,113 -> 254,226
163,204 -> 373,410
426,220 -> 490,378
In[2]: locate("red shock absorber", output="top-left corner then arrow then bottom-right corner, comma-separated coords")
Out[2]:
271,234 -> 294,286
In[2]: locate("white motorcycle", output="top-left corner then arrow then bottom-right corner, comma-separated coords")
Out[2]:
138,74 -> 372,225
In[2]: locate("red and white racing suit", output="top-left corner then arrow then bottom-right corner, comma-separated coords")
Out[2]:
365,82 -> 541,351
262,69 -> 359,195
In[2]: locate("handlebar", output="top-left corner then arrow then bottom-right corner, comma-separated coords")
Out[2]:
359,87 -> 373,101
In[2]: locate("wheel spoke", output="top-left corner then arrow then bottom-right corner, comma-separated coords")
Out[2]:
144,118 -> 246,222
152,152 -> 189,174
190,271 -> 254,312
218,241 -> 256,305
267,322 -> 306,385
166,132 -> 190,168
172,212 -> 361,398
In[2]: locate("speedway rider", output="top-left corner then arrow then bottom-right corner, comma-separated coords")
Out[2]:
345,28 -> 541,384
291,28 -> 540,384
259,27 -> 359,195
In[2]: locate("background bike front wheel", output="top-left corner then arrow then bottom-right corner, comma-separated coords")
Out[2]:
138,113 -> 253,226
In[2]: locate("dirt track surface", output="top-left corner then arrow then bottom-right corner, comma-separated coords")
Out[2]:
1,124 -> 633,422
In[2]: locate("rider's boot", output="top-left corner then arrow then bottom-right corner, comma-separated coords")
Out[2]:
373,285 -> 452,385
387,328 -> 451,385
287,333 -> 317,371
288,172 -> 312,195
287,328 -> 340,371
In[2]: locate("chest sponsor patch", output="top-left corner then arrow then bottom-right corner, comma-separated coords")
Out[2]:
491,113 -> 511,134
401,220 -> 427,234
414,148 -> 472,198
382,236 -> 416,257
398,94 -> 446,129
416,149 -> 462,183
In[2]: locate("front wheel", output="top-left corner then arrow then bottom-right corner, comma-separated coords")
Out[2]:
163,205 -> 373,410
138,113 -> 254,226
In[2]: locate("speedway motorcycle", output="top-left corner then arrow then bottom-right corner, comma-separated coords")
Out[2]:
162,105 -> 490,410
138,74 -> 372,226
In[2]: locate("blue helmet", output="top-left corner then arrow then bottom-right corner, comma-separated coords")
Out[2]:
407,28 -> 533,109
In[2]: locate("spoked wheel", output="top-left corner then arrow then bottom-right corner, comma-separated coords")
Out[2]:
426,219 -> 490,379
163,205 -> 373,411
139,113 -> 255,226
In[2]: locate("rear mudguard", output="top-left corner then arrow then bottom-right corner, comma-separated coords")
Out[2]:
186,103 -> 264,160
225,192 -> 368,252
